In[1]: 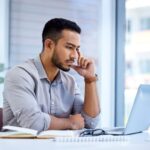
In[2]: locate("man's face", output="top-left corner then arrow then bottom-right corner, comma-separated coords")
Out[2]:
51,29 -> 80,71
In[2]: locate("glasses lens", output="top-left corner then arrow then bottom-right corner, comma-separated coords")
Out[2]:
80,129 -> 93,136
80,129 -> 106,137
93,129 -> 105,136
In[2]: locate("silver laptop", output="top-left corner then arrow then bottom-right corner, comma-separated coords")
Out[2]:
106,84 -> 150,135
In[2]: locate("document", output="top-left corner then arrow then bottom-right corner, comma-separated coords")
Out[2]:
0,125 -> 79,139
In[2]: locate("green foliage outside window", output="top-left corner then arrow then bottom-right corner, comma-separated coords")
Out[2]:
0,63 -> 4,84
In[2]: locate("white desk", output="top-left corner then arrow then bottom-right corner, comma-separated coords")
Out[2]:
0,132 -> 150,150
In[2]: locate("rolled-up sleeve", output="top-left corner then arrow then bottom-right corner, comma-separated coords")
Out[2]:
81,111 -> 100,129
3,68 -> 50,132
72,82 -> 100,129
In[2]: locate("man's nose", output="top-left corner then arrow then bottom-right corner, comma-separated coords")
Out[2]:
70,49 -> 78,59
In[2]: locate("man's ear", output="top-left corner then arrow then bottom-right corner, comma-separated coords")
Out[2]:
44,39 -> 55,50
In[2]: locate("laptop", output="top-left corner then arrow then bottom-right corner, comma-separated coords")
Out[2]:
106,84 -> 150,135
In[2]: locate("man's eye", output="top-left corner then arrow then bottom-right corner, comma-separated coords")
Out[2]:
66,46 -> 73,49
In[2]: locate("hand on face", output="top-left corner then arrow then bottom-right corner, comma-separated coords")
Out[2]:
71,51 -> 96,78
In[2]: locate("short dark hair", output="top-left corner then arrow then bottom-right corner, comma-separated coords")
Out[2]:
42,18 -> 81,47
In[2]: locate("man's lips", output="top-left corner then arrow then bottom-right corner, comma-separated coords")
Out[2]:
66,59 -> 78,65
66,61 -> 74,65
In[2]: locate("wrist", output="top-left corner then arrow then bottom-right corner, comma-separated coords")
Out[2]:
84,74 -> 98,84
69,118 -> 77,130
63,117 -> 72,130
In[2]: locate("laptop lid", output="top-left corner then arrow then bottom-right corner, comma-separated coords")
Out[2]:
125,84 -> 150,134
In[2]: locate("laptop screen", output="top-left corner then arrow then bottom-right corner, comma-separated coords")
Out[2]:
125,84 -> 150,134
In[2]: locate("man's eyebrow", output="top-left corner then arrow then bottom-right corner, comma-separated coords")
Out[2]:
66,42 -> 80,48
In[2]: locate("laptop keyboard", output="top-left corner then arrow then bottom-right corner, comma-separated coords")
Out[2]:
111,127 -> 125,132
105,127 -> 125,134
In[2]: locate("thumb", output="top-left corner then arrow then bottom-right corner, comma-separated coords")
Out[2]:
71,65 -> 85,76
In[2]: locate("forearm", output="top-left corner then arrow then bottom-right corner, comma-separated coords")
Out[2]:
48,115 -> 71,130
48,114 -> 85,130
83,81 -> 100,117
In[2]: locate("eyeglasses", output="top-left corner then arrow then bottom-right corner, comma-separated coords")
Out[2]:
80,129 -> 107,137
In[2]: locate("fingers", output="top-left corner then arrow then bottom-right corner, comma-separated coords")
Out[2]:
77,51 -> 81,65
77,52 -> 91,69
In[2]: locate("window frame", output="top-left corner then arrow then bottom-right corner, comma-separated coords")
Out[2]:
100,0 -> 118,127
115,0 -> 125,126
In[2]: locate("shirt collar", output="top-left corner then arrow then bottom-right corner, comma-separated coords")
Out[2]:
34,55 -> 48,79
34,55 -> 63,84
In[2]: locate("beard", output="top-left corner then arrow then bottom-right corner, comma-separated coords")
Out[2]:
52,51 -> 70,72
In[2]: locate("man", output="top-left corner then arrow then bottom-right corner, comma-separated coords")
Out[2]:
3,18 -> 100,132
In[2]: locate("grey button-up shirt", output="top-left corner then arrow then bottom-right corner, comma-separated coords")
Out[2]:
3,56 -> 100,131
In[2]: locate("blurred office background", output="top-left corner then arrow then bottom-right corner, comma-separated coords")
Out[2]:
0,0 -> 150,128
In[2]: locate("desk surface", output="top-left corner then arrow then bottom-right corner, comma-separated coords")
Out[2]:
0,132 -> 150,150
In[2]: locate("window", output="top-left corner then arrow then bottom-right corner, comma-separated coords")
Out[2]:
139,59 -> 150,74
127,19 -> 132,33
140,18 -> 150,31
125,0 -> 150,124
0,0 -> 9,107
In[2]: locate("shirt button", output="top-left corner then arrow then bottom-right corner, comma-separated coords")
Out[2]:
51,101 -> 54,105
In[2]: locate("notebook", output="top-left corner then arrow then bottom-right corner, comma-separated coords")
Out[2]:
106,84 -> 150,135
54,135 -> 128,142
0,125 -> 79,139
